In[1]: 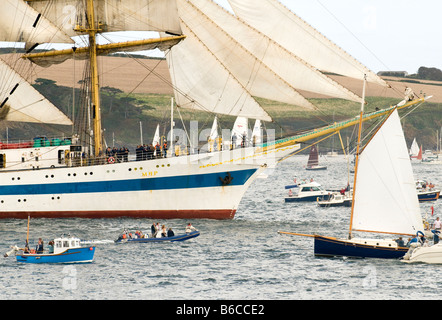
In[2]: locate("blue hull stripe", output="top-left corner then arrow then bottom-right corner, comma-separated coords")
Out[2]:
0,169 -> 257,195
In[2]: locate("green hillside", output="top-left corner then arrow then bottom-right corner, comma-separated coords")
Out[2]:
1,78 -> 440,154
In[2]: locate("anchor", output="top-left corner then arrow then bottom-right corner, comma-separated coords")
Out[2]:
219,172 -> 233,186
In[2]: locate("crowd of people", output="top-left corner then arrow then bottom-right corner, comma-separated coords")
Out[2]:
135,142 -> 168,161
118,222 -> 198,240
105,146 -> 129,163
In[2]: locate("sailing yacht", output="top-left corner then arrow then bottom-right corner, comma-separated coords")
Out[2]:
305,145 -> 327,171
314,108 -> 424,258
0,0 -> 428,219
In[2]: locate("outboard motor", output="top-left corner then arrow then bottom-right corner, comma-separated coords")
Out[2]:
4,245 -> 19,257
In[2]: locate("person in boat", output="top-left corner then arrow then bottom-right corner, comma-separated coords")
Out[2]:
167,228 -> 175,237
35,238 -> 44,254
48,240 -> 54,254
23,240 -> 30,253
395,237 -> 405,247
433,217 -> 442,231
407,235 -> 418,247
185,223 -> 197,234
288,189 -> 293,197
418,231 -> 426,245
161,225 -> 167,238
432,230 -> 440,244
151,222 -> 157,237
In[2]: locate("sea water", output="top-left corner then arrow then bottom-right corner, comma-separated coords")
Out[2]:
0,155 -> 440,300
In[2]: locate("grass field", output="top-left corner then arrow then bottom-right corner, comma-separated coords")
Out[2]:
1,54 -> 441,151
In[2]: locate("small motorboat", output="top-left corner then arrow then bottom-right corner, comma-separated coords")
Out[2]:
317,192 -> 352,207
401,230 -> 442,264
402,243 -> 442,264
115,230 -> 200,243
416,180 -> 440,202
5,236 -> 95,264
285,181 -> 331,202
418,189 -> 441,202
4,216 -> 95,264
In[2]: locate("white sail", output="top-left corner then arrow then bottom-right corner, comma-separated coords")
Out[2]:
409,138 -> 419,157
186,0 -> 363,105
352,109 -> 423,236
176,0 -> 314,110
232,116 -> 248,148
0,0 -> 73,44
209,117 -> 218,141
165,24 -> 271,121
152,124 -> 160,146
0,58 -> 72,125
27,0 -> 182,36
228,0 -> 388,87
251,119 -> 262,145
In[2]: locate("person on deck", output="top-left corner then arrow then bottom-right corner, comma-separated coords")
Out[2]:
185,223 -> 197,233
35,238 -> 44,254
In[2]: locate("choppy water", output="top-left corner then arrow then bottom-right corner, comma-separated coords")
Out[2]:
0,155 -> 441,300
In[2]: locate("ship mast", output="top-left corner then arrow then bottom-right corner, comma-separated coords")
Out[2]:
83,0 -> 102,157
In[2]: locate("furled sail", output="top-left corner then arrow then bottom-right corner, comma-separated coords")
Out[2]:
228,0 -> 389,87
165,24 -> 271,121
23,36 -> 185,67
27,0 -> 182,36
0,58 -> 73,125
0,0 -> 73,44
351,109 -> 423,235
185,0 -> 363,104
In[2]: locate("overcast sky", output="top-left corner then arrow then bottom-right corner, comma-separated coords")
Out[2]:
5,0 -> 440,74
214,0 -> 441,75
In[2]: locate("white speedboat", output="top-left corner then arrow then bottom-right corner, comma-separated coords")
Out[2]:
402,243 -> 442,264
317,192 -> 352,207
285,182 -> 331,202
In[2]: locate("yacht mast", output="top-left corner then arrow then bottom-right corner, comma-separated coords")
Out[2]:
348,74 -> 366,239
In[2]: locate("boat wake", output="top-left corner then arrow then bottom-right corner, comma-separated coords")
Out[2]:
80,240 -> 115,245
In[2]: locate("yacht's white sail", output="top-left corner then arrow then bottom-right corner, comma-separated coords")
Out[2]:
409,138 -> 419,157
228,0 -> 389,87
231,116 -> 248,148
352,109 -> 423,235
152,124 -> 160,146
209,117 -> 218,141
0,0 -> 73,44
251,120 -> 262,145
0,58 -> 72,125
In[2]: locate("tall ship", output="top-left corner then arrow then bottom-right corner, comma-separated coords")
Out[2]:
0,0 -> 428,219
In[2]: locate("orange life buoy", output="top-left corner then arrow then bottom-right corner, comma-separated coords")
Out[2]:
108,156 -> 115,164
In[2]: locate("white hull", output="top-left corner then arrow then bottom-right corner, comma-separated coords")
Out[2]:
0,143 -> 299,219
402,244 -> 442,264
